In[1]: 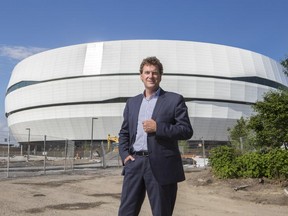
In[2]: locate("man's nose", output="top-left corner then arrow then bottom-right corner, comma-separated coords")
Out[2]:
148,73 -> 153,78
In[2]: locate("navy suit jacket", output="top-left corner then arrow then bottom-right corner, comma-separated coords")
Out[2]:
119,88 -> 193,185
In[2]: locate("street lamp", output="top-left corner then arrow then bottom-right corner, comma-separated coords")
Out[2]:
90,118 -> 98,160
26,128 -> 31,160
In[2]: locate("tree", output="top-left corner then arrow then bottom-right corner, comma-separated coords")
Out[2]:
281,56 -> 288,76
228,55 -> 288,150
248,89 -> 288,148
228,117 -> 255,152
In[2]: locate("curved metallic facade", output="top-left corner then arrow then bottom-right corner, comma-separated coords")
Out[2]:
5,40 -> 288,143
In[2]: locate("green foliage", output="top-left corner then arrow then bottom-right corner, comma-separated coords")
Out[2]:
263,148 -> 288,179
209,146 -> 288,179
236,152 -> 266,178
249,89 -> 288,148
209,146 -> 239,178
281,56 -> 288,76
228,117 -> 255,152
212,55 -> 288,179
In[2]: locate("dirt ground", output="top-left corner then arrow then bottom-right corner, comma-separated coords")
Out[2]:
1,167 -> 288,216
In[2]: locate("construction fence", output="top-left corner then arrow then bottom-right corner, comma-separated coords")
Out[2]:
0,132 -> 122,179
0,130 -> 228,179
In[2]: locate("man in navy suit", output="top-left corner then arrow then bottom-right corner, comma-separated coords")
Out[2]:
118,56 -> 193,216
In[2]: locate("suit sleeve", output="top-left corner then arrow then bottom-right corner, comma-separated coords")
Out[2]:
118,102 -> 130,163
156,95 -> 193,140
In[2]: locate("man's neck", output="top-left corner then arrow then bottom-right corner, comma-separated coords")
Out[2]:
144,87 -> 160,98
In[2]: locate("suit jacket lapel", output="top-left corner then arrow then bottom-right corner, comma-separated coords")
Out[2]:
152,88 -> 166,120
132,94 -> 143,134
133,94 -> 143,115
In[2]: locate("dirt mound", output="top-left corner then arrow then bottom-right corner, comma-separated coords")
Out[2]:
185,168 -> 288,206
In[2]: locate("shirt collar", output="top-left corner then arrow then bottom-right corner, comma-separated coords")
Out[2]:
142,88 -> 161,100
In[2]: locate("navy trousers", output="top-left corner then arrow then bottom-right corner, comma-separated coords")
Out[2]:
118,155 -> 177,216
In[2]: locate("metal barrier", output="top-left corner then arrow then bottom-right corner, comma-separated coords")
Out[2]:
1,131 -> 228,177
0,131 -> 122,179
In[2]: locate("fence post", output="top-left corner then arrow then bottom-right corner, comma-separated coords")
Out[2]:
43,135 -> 46,175
240,137 -> 243,152
101,141 -> 106,168
71,141 -> 75,171
201,137 -> 206,168
64,139 -> 68,171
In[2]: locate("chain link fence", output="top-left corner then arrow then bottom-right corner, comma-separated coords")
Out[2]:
1,130 -> 229,178
0,131 -> 121,179
180,139 -> 228,168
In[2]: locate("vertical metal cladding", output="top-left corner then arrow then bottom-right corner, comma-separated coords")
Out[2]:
5,40 -> 288,143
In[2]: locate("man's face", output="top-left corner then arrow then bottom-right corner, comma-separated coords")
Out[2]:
140,64 -> 162,92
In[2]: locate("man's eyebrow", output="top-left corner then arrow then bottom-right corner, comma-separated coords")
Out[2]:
143,70 -> 159,73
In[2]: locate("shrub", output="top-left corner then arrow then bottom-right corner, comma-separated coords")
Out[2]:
209,146 -> 239,178
264,148 -> 288,179
209,146 -> 288,179
236,152 -> 266,178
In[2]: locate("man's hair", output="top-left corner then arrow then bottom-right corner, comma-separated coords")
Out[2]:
139,56 -> 163,75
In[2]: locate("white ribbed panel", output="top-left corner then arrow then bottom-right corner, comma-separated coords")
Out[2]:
5,40 -> 288,142
83,42 -> 103,75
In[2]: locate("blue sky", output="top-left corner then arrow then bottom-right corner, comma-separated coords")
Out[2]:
0,0 -> 288,139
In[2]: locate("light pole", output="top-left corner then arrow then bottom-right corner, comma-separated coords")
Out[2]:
7,130 -> 10,178
26,128 -> 31,160
90,118 -> 98,160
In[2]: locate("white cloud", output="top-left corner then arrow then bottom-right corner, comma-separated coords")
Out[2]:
0,45 -> 47,61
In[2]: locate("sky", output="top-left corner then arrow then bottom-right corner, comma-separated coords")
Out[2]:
0,0 -> 288,141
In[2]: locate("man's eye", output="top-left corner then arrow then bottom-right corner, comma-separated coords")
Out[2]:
144,71 -> 159,75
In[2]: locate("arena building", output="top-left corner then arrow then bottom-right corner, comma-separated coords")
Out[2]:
5,40 -> 288,146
